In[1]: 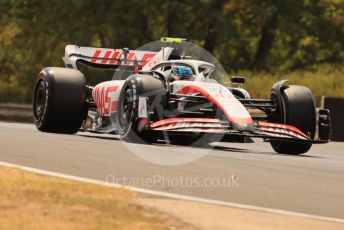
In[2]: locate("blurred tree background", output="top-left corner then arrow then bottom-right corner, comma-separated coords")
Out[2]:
0,0 -> 344,103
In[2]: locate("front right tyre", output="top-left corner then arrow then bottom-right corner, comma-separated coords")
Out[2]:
269,84 -> 316,155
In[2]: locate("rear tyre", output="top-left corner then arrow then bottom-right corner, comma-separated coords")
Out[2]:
33,67 -> 87,134
269,85 -> 316,155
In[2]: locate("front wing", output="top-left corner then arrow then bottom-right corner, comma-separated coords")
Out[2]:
149,117 -> 329,144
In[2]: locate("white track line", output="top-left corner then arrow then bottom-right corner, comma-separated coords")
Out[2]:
0,160 -> 343,225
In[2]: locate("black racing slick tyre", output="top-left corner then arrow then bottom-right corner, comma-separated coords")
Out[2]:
33,67 -> 87,134
269,85 -> 316,155
116,74 -> 167,144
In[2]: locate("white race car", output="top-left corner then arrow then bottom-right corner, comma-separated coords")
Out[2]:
33,38 -> 330,154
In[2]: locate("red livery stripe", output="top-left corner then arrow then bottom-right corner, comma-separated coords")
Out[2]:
91,50 -> 102,63
176,85 -> 253,125
101,51 -> 112,64
258,121 -> 308,139
109,51 -> 120,64
151,118 -> 222,128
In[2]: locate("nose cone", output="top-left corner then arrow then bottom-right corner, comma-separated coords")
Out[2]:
231,121 -> 255,132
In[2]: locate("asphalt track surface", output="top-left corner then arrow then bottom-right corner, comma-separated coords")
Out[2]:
0,122 -> 343,220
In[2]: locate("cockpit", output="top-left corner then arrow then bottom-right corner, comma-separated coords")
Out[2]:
151,60 -> 215,82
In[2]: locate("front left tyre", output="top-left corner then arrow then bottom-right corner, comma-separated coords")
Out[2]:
116,73 -> 167,143
33,67 -> 87,134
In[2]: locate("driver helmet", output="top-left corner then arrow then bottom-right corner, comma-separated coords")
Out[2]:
170,65 -> 194,81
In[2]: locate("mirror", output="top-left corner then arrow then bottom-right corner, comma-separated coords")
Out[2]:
231,76 -> 245,84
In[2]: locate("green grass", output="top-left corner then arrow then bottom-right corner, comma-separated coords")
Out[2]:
227,65 -> 344,105
0,80 -> 27,103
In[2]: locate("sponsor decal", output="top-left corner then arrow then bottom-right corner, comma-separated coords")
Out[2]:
100,50 -> 112,64
138,97 -> 148,118
90,49 -> 156,66
91,50 -> 102,63
93,86 -> 119,116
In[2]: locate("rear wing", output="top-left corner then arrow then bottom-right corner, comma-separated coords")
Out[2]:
62,45 -> 173,71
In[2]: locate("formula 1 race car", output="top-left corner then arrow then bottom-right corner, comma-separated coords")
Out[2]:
33,38 -> 331,155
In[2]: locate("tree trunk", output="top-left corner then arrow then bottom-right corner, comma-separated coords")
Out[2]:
166,0 -> 176,36
252,12 -> 279,70
204,24 -> 216,54
203,0 -> 225,54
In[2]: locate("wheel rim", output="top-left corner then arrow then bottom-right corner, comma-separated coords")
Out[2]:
34,81 -> 46,120
119,88 -> 134,132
